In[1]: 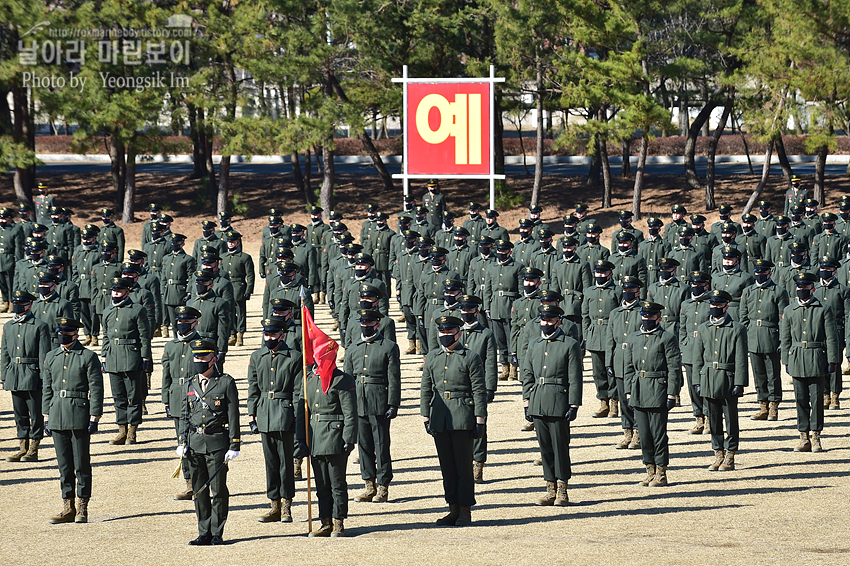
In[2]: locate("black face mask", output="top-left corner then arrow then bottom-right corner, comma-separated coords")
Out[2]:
796,288 -> 812,301
523,284 -> 537,295
642,318 -> 658,331
58,333 -> 75,346
495,252 -> 509,262
823,223 -> 834,232
417,216 -> 427,223
444,294 -> 458,305
203,229 -> 215,238
177,322 -> 194,335
540,240 -> 552,249
775,226 -> 788,235
564,226 -> 576,234
622,290 -> 637,303
721,236 -> 734,244
648,227 -> 660,236
618,245 -> 630,254
679,238 -> 691,247
520,230 -> 531,240
660,269 -> 676,281
540,322 -> 557,336
586,235 -> 598,243
360,325 -> 378,338
12,303 -> 27,314
292,234 -> 304,243
111,294 -> 126,305
151,231 -> 163,240
377,222 -> 387,230
438,334 -> 455,347
430,258 -> 442,267
454,239 -> 465,248
279,271 -> 296,283
691,284 -> 706,296
791,215 -> 802,223
418,249 -> 429,258
754,272 -> 770,284
619,220 -> 630,228
355,268 -> 370,278
122,276 -> 136,287
405,240 -> 416,250
48,267 -> 61,276
791,254 -> 805,264
359,300 -> 376,310
196,282 -> 210,295
101,252 -> 112,262
595,275 -> 609,286
194,359 -> 213,374
460,312 -> 477,324
479,247 -> 491,256
819,270 -> 833,280
269,226 -> 280,235
264,338 -> 281,350
38,285 -> 52,297
719,215 -> 729,221
563,250 -> 575,259
840,212 -> 850,221
710,306 -> 725,318
171,243 -> 182,252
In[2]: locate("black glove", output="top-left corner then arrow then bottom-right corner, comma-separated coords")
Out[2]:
328,300 -> 335,311
396,296 -> 402,306
44,423 -> 51,437
100,361 -> 107,373
216,352 -> 226,365
827,363 -> 837,374
524,406 -> 533,423
424,421 -> 433,436
485,310 -> 491,321
606,366 -> 615,379
165,405 -> 172,419
296,440 -> 309,458
472,423 -> 485,439
260,271 -> 266,279
249,420 -> 259,434
87,421 -> 98,434
486,390 -> 495,403
417,316 -> 425,328
343,442 -> 355,454
695,384 -> 701,395
665,397 -> 676,411
384,406 -> 398,420
340,328 -> 347,339
510,353 -> 518,366
243,293 -> 251,301
565,406 -> 578,422
141,358 -> 150,371
731,385 -> 744,397
182,293 -> 191,305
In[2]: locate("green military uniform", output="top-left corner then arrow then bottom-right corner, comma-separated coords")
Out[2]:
142,222 -> 170,276
550,240 -> 593,337
558,215 -> 586,248
710,252 -> 754,321
71,232 -> 101,340
42,319 -> 103,522
610,211 -> 644,252
679,273 -> 712,430
764,217 -> 795,269
413,207 -> 436,241
265,264 -> 314,321
610,235 -> 648,294
812,213 -> 846,262
32,275 -> 75,348
187,273 -> 232,356
509,268 -> 543,376
192,222 -> 227,265
777,244 -> 817,298
605,278 -> 644,447
581,262 -> 621,411
396,234 -> 422,349
784,183 -> 808,216
90,245 -> 122,335
690,218 -> 718,269
576,227 -> 610,268
361,215 -> 394,294
638,221 -> 671,287
755,206 -> 777,239
789,214 -> 816,249
480,210 -> 510,245
291,227 -> 320,291
161,236 -> 196,333
736,216 -> 766,272
669,233 -> 704,278
646,259 -> 689,338
812,263 -> 850,406
529,232 -> 559,286
140,204 -> 160,247
465,238 -> 494,302
462,205 -> 487,248
0,210 -> 25,307
663,205 -> 689,247
46,209 -> 76,264
34,190 -> 55,226
483,243 -> 524,367
446,231 -> 475,288
422,184 -> 446,228
98,212 -> 125,262
513,221 -> 540,268
220,234 -> 255,337
415,251 -> 458,355
15,238 -> 47,296
710,206 -> 741,239
434,214 -> 457,252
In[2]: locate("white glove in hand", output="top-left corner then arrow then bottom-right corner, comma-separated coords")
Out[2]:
176,445 -> 187,458
224,450 -> 239,462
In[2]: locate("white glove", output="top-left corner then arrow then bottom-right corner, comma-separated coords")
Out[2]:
224,450 -> 239,462
176,445 -> 187,458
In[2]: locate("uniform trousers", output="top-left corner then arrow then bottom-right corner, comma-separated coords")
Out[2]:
634,406 -> 669,466
614,377 -> 635,429
80,298 -> 97,336
706,396 -> 740,451
490,319 -> 510,364
472,428 -> 488,463
53,428 -> 92,499
402,304 -> 416,340
683,363 -> 707,417
0,268 -> 14,301
234,299 -> 247,334
311,452 -> 349,519
11,390 -> 43,439
261,430 -> 295,500
534,416 -> 571,482
109,371 -> 145,425
188,445 -> 229,537
432,429 -> 475,507
588,350 -> 613,399
357,414 -> 393,485
793,376 -> 825,432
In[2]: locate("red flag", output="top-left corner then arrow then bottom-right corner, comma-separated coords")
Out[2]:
302,306 -> 339,394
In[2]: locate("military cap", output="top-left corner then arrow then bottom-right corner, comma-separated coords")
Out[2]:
275,248 -> 295,260
176,306 -> 202,320
398,215 -> 412,224
159,213 -> 174,222
57,318 -> 84,332
595,260 -> 615,272
477,236 -> 494,245
752,259 -> 774,271
346,243 -> 364,254
690,214 -> 706,223
791,175 -> 802,184
121,263 -> 141,274
277,261 -> 298,273
621,275 -> 644,288
790,204 -> 804,214
561,236 -> 578,246
822,212 -> 837,222
80,223 -> 100,234
774,215 -> 790,224
840,200 -> 850,211
148,203 -> 161,212
521,267 -> 544,280
671,204 -> 687,214
443,278 -> 465,291
226,231 -> 242,241
0,207 -> 13,218
110,277 -> 130,290
586,223 -> 602,233
840,194 -> 850,202
18,203 -> 31,212
819,257 -> 839,269
218,211 -> 232,220
741,213 -> 757,223
170,233 -> 187,242
32,224 -> 47,233
46,255 -> 66,266
794,272 -> 818,285
357,309 -> 385,322
647,217 -> 663,227
435,315 -> 462,330
267,215 -> 282,225
485,209 -> 499,218
563,214 -> 578,224
722,247 -> 742,259
81,228 -> 99,238
758,200 -> 772,208
403,230 -> 420,239
50,206 -> 61,214
355,252 -> 375,265
36,182 -> 49,190
28,240 -> 47,251
519,218 -> 535,229
709,290 -> 732,303
721,222 -> 738,233
468,202 -> 480,210
37,271 -> 57,284
427,179 -> 439,187
329,210 -> 343,220
269,298 -> 296,310
617,231 -> 636,242
374,212 -> 389,221
61,207 -> 74,216
459,295 -> 483,308
127,249 -> 147,260
453,227 -> 470,237
805,198 -> 818,207
638,301 -> 665,314
678,226 -> 695,237
529,205 -> 543,214
718,204 -> 733,214
290,223 -> 305,232
574,203 -> 588,213
262,317 -> 288,332
335,234 -> 353,247
12,290 -> 36,303
429,246 -> 449,257
153,220 -> 167,229
538,228 -> 554,238
442,210 -> 455,220
100,208 -> 113,216
618,210 -> 634,219
687,271 -> 711,283
402,196 -> 414,204
365,203 -> 378,213
538,304 -> 564,319
191,339 -> 218,354
538,289 -> 564,302
311,205 -> 324,213
201,250 -> 221,262
658,257 -> 680,269
193,269 -> 213,281
788,241 -> 808,254
494,239 -> 513,250
359,283 -> 384,299
415,205 -> 428,214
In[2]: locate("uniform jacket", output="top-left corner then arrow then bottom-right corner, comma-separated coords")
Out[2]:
188,290 -> 232,353
102,297 -> 152,371
420,344 -> 486,432
343,333 -> 401,417
483,258 -> 524,319
780,297 -> 840,378
42,341 -> 104,430
161,331 -> 198,409
521,328 -> 583,417
1,313 -> 52,390
693,315 -> 749,399
581,281 -> 621,351
739,280 -> 788,353
247,343 -> 304,433
298,368 -> 357,456
180,372 -> 241,454
623,327 -> 682,409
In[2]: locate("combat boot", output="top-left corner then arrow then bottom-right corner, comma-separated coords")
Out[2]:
554,481 -> 569,507
767,402 -> 779,421
719,450 -> 736,471
6,439 -> 29,462
616,429 -> 632,450
415,341 -> 421,355
592,399 -> 609,418
49,499 -> 76,524
823,393 -> 830,409
498,363 -> 510,381
639,464 -> 656,487
794,431 -> 811,452
521,420 -> 535,432
312,292 -> 320,304
354,478 -> 377,502
330,518 -> 345,537
750,401 -> 769,420
91,335 -> 99,346
628,428 -> 641,450
532,457 -> 542,466
281,498 -> 293,522
126,424 -> 138,445
309,517 -> 333,537
258,499 -> 281,523
82,334 -> 92,346
228,334 -> 237,346
153,326 -> 162,337
162,326 -> 170,338
294,458 -> 303,480
829,393 -> 840,410
320,292 -> 326,304
396,313 -> 406,323
811,431 -> 823,452
174,478 -> 193,500
708,449 -> 725,471
373,484 -> 389,503
110,425 -> 128,445
20,439 -> 40,462
473,461 -> 484,484
404,339 -> 417,355
75,498 -> 89,523
455,507 -> 472,526
535,481 -> 556,506
609,398 -> 619,418
510,364 -> 519,380
704,419 -> 710,434
436,504 -> 460,526
239,332 -> 246,346
332,319 -> 339,331
649,465 -> 668,487
0,300 -> 8,312
689,415 -> 705,434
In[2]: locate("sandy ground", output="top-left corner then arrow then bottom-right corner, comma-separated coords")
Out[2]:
1,227 -> 849,565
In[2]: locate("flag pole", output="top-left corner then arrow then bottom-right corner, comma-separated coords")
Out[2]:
300,286 -> 313,533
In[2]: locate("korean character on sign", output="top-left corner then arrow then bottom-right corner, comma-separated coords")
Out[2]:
17,40 -> 39,65
98,40 -> 118,64
146,41 -> 167,65
40,40 -> 61,64
64,40 -> 86,66
169,40 -> 190,65
122,39 -> 143,65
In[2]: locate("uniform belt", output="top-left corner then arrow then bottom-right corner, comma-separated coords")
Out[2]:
192,425 -> 228,434
754,319 -> 777,328
102,289 -> 110,295
431,298 -> 441,305
498,290 -> 518,297
79,274 -> 86,279
661,315 -> 678,323
267,391 -> 293,400
537,377 -> 568,386
621,343 -> 629,350
709,362 -> 735,370
596,318 -> 607,325
442,391 -> 471,399
479,284 -> 485,290
358,376 -> 387,385
113,338 -> 140,345
637,370 -> 665,378
58,389 -> 88,398
792,341 -> 824,349
312,414 -> 344,421
14,357 -> 38,364
179,377 -> 187,385
693,330 -> 699,337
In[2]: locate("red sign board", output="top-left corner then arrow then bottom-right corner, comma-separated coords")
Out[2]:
406,82 -> 491,175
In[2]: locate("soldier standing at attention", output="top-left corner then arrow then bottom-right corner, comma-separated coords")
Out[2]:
141,203 -> 160,247
0,207 -> 24,312
345,309 -> 401,504
71,227 -> 101,345
582,260 -> 621,418
780,272 -> 840,453
693,291 -> 749,472
514,219 -> 540,267
34,182 -> 55,226
484,240 -> 524,380
610,210 -> 644,251
248,318 -> 303,524
711,248 -> 753,321
522,305 -> 582,507
663,205 -> 689,247
161,233 -> 196,336
679,271 -> 713,434
187,270 -> 232,364
639,217 -> 670,287
421,316 -> 486,526
422,180 -> 446,229
98,208 -> 125,262
784,175 -> 808,216
193,220 -> 227,265
2,290 -> 52,462
306,206 -> 330,302
463,202 -> 486,248
446,227 -> 474,284
42,318 -> 103,524
812,258 -> 850,410
480,209 -> 509,245
577,223 -> 609,267
435,211 -> 458,251
624,301 -> 682,487
220,231 -> 254,347
509,267 -> 544,381
298,362 -> 358,537
178,339 -> 241,546
90,242 -> 122,345
290,223 -> 319,297
32,272 -> 74,348
363,212 -> 394,295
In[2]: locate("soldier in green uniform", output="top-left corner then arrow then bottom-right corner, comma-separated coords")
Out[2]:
624,301 -> 682,487
648,257 -> 689,337
247,318 -> 303,523
803,198 -> 823,234
71,227 -> 101,345
605,276 -> 644,450
693,290 -> 749,471
48,255 -> 81,322
784,175 -> 808,216
102,277 -> 152,445
663,204 -> 689,247
463,202 -> 487,248
32,272 -> 74,348
187,270 -> 232,363
127,249 -> 163,337
550,236 -> 593,337
178,339 -> 241,545
514,219 -> 540,267
530,228 -> 559,286
360,203 -> 379,247
765,215 -> 795,269
577,222 -> 610,267
557,214 -> 584,249
522,305 -> 582,506
46,206 -> 76,264
574,204 -> 593,242
527,205 -> 551,234
780,272 -> 840,453
0,207 -> 25,311
396,230 -> 421,353
98,208 -> 124,262
421,315 -> 486,526
582,260 -> 621,418
690,214 -> 718,269
140,203 -> 160,247
362,213 -> 394,294
669,226 -> 704,279
306,206 -> 330,302
413,205 -> 436,240
42,318 -> 103,524
777,241 -> 817,297
221,231 -> 255,346
739,260 -> 788,421
466,235 -> 494,305
422,180 -> 446,228
161,306 -> 202,501
736,214 -> 766,272
711,248 -> 754,321
812,213 -> 845,262
340,253 -> 390,330
328,241 -> 359,333
161,233 -> 196,336
484,240 -> 524,379
90,242 -> 122,345
435,211 -> 457,251
679,271 -> 712,434
480,209 -> 510,245
344,309 -> 401,504
298,361 -> 357,537
290,223 -> 319,295
639,217 -> 671,287
416,247 -> 458,358
509,267 -> 544,380
610,210 -> 644,252
258,215 -> 284,280
15,236 -> 47,295
756,200 -> 778,239
789,204 -> 816,248
2,290 -> 52,462
142,219 -> 170,283
344,284 -> 396,349
192,220 -> 226,265
813,258 -> 850,410
711,224 -> 750,274
710,204 -> 741,239
34,182 -> 55,226
447,227 -> 475,284
17,203 -> 36,239
611,232 -> 648,294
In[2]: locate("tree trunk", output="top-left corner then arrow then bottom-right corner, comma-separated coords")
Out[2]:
531,56 -> 544,207
12,84 -> 35,207
632,135 -> 648,219
123,141 -> 136,224
108,134 -> 126,210
0,87 -> 12,136
621,138 -> 631,177
814,143 -> 828,205
320,143 -> 334,212
292,151 -> 308,201
586,138 -> 600,186
775,135 -> 794,188
706,99 -> 732,211
731,113 -> 754,175
494,92 -> 506,195
743,140 -> 774,214
600,134 -> 612,208
188,104 -> 206,179
678,89 -> 688,136
684,101 -> 719,190
305,148 -> 313,197
700,80 -> 711,137
217,156 -> 230,215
